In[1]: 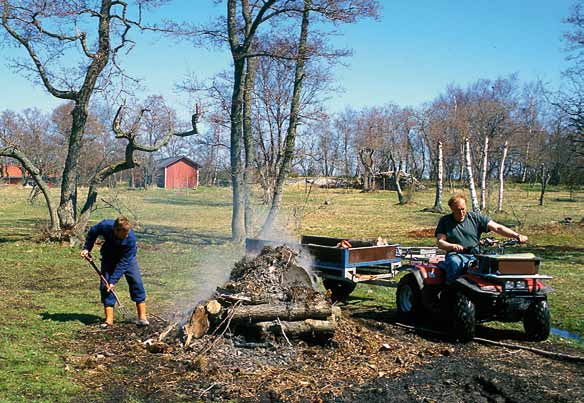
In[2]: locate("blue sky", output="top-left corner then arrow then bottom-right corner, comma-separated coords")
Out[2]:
0,0 -> 574,118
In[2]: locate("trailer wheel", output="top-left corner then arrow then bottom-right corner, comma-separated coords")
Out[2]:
322,279 -> 356,302
523,300 -> 551,341
452,292 -> 475,342
396,274 -> 422,318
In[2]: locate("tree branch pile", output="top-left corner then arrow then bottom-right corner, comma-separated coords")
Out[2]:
164,246 -> 337,347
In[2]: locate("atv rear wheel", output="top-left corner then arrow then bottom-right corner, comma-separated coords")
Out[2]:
523,300 -> 551,341
322,279 -> 356,302
452,292 -> 476,342
396,274 -> 422,318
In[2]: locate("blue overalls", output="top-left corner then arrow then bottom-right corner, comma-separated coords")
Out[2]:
83,220 -> 146,307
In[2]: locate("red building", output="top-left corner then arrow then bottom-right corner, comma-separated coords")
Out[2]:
1,164 -> 24,185
0,164 -> 59,186
0,164 -> 59,187
156,156 -> 199,189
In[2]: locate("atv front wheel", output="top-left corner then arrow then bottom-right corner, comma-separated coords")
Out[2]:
322,279 -> 356,302
452,292 -> 476,342
396,274 -> 422,318
523,300 -> 551,341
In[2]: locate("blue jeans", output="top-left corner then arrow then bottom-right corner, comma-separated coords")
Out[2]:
100,259 -> 146,307
444,253 -> 476,285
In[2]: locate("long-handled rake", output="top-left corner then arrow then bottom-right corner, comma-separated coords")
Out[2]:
84,255 -> 131,318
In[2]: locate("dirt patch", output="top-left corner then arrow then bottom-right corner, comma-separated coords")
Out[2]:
69,247 -> 584,402
407,228 -> 435,238
71,306 -> 584,403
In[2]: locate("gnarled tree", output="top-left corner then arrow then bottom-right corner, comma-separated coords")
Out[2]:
1,0 -> 155,234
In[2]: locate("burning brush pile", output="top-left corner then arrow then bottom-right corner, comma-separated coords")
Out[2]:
163,245 -> 339,348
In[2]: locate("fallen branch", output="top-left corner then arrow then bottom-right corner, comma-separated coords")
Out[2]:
198,383 -> 217,399
276,317 -> 292,346
393,322 -> 584,363
474,337 -> 584,363
158,321 -> 179,342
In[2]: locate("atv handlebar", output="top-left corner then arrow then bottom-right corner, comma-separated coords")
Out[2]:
479,237 -> 519,248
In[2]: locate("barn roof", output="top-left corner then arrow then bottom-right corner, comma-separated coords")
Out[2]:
156,156 -> 200,169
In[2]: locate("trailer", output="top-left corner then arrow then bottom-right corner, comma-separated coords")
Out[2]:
245,235 -> 441,301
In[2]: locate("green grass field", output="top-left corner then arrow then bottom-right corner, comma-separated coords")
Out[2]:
0,182 -> 583,402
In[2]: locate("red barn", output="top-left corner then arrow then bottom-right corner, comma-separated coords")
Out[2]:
0,164 -> 59,186
1,164 -> 24,185
156,156 -> 199,189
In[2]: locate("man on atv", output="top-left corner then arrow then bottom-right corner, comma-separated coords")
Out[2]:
435,194 -> 528,285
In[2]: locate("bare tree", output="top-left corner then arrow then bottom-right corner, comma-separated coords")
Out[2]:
432,141 -> 444,212
0,116 -> 60,231
260,0 -> 312,234
76,105 -> 200,231
464,137 -> 480,211
1,0 -> 156,234
497,140 -> 509,212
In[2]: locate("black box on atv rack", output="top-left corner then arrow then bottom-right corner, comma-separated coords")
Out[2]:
476,254 -> 541,275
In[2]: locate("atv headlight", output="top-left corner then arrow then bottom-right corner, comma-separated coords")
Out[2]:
504,280 -> 527,290
514,280 -> 527,290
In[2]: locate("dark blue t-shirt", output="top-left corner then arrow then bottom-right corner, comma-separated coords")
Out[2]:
83,220 -> 137,285
435,211 -> 491,254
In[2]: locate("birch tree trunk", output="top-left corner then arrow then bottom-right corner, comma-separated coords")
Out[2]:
459,143 -> 465,181
521,141 -> 530,183
480,136 -> 489,210
464,137 -> 480,211
497,140 -> 508,212
432,141 -> 444,212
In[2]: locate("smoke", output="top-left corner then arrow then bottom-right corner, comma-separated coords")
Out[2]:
169,224 -> 321,320
169,245 -> 240,320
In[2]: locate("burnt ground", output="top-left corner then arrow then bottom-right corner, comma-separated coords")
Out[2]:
66,305 -> 584,403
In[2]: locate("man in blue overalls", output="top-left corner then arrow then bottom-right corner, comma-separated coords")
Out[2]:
81,216 -> 149,327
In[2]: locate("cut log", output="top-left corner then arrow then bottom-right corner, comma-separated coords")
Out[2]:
183,304 -> 210,346
229,300 -> 332,324
206,300 -> 222,315
255,319 -> 336,340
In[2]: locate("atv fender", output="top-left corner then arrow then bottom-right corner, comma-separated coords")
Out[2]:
453,277 -> 498,297
399,265 -> 425,290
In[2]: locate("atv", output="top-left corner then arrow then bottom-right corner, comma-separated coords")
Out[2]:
396,238 -> 552,342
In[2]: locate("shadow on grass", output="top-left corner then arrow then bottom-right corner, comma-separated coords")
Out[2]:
137,224 -> 231,248
0,217 -> 47,242
41,312 -> 102,325
474,324 -> 528,341
144,196 -> 231,208
350,307 -> 533,343
554,197 -> 580,203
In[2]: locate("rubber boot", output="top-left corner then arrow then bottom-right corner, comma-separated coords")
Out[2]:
136,302 -> 149,326
103,306 -> 114,328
